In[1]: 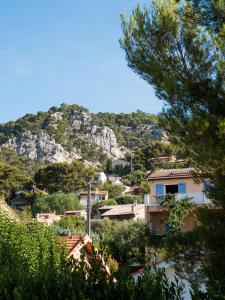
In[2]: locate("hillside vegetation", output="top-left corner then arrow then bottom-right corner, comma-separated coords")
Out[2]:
0,103 -> 165,168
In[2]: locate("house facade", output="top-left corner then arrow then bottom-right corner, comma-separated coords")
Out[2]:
36,212 -> 61,225
145,168 -> 210,234
80,190 -> 108,208
93,172 -> 107,184
64,210 -> 87,220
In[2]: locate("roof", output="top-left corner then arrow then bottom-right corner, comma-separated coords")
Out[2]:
64,210 -> 84,213
66,234 -> 91,257
66,235 -> 83,253
148,168 -> 193,180
80,191 -> 108,196
100,204 -> 144,217
94,172 -> 106,176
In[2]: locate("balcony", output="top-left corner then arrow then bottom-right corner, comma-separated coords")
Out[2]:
145,192 -> 211,207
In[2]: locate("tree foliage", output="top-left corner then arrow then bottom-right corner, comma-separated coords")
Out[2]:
92,219 -> 148,266
121,0 -> 225,293
34,161 -> 95,193
0,214 -> 185,300
55,215 -> 86,234
0,161 -> 30,199
121,0 -> 225,182
121,170 -> 147,186
161,195 -> 192,233
114,194 -> 143,204
101,182 -> 125,198
32,192 -> 82,215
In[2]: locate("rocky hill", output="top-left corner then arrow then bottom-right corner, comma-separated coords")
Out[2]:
0,103 -> 166,166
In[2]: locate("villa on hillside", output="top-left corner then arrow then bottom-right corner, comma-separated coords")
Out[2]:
145,168 -> 211,234
80,190 -> 108,208
36,212 -> 61,225
93,172 -> 107,184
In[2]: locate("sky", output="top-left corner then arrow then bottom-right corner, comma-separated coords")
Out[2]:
0,0 -> 163,123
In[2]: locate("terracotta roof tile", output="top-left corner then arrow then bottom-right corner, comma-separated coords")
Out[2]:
148,168 -> 193,180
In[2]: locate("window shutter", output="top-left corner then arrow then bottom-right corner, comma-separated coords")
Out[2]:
178,182 -> 186,194
156,184 -> 164,196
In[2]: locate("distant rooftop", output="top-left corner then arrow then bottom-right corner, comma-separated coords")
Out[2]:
100,204 -> 144,217
80,190 -> 108,196
148,168 -> 193,180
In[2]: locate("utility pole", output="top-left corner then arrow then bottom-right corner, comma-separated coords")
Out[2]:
130,152 -> 134,173
86,182 -> 92,237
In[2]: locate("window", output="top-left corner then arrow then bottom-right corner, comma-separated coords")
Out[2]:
165,184 -> 178,194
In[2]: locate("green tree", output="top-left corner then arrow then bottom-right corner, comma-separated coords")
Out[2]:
121,0 -> 225,183
102,182 -> 125,198
32,192 -> 82,214
140,181 -> 151,194
114,194 -> 143,204
0,161 -> 30,199
34,161 -> 95,193
55,215 -> 86,233
121,170 -> 147,186
105,158 -> 113,174
0,213 -> 185,300
92,219 -> 148,266
121,0 -> 225,294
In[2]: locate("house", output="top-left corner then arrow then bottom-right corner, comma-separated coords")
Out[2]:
64,210 -> 87,220
131,262 -> 191,300
65,234 -> 111,275
80,190 -> 108,208
9,193 -> 33,209
93,172 -> 107,184
107,175 -> 123,185
36,212 -> 61,225
145,168 -> 211,234
99,203 -> 145,220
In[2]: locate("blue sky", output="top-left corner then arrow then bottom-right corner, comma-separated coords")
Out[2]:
0,0 -> 163,123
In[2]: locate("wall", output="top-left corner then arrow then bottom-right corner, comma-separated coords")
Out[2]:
149,177 -> 203,199
146,209 -> 198,234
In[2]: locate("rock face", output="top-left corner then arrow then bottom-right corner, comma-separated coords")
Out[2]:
85,126 -> 124,158
2,109 -> 125,164
0,104 -> 166,165
3,131 -> 81,163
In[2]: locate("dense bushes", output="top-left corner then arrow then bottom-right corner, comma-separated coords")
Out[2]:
0,161 -> 31,198
101,182 -> 126,198
121,171 -> 147,186
92,219 -> 148,266
34,161 -> 95,193
32,192 -> 82,214
0,214 -> 185,300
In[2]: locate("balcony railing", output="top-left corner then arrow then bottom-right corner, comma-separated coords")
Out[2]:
145,192 -> 211,207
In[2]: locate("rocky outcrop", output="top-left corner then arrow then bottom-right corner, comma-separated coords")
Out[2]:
85,126 -> 124,158
0,104 -> 166,165
3,131 -> 81,163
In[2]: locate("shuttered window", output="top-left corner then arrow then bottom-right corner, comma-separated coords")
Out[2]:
156,184 -> 164,196
178,182 -> 186,194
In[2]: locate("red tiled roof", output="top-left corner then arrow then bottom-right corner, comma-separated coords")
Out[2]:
66,235 -> 82,253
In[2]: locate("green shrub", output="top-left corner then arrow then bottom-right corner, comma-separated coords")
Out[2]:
32,192 -> 82,215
